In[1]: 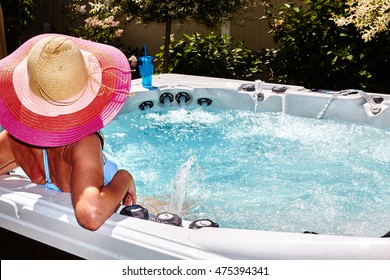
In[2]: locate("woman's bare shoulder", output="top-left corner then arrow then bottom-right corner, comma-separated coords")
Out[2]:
64,133 -> 101,162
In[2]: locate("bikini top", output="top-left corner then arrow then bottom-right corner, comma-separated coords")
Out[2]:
41,148 -> 118,192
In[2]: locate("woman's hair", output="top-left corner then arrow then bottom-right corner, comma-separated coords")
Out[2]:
95,131 -> 104,149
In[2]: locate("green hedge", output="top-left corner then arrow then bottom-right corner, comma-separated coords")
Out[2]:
155,32 -> 264,80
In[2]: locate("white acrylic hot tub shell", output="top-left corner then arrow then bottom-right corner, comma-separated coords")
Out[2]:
1,74 -> 389,259
123,74 -> 390,130
1,174 -> 389,260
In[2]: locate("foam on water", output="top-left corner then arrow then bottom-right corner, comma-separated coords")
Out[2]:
103,108 -> 389,237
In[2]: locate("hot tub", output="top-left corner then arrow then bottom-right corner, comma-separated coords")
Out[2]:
1,74 -> 389,259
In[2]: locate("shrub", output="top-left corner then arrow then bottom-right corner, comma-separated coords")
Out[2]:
155,32 -> 264,80
263,0 -> 390,93
65,0 -> 126,48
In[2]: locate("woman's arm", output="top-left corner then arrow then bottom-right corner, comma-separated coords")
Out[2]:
69,135 -> 136,231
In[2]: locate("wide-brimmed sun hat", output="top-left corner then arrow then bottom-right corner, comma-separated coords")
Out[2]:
0,33 -> 131,147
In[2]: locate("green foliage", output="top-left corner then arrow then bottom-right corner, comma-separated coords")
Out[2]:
117,0 -> 260,72
117,0 -> 258,26
2,0 -> 35,52
263,0 -> 390,93
115,0 -> 192,24
155,32 -> 263,80
65,0 -> 127,48
334,0 -> 390,42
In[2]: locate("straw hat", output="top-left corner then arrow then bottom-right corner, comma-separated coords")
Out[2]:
0,34 -> 131,147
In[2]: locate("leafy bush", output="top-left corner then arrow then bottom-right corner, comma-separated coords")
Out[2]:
155,32 -> 263,80
263,0 -> 390,93
334,0 -> 390,42
65,0 -> 126,48
116,0 -> 258,72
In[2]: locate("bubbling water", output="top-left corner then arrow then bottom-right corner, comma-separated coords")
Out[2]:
103,108 -> 390,237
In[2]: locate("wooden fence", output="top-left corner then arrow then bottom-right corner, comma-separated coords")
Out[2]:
21,0 -> 284,57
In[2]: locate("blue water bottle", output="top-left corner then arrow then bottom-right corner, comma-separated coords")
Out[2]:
139,45 -> 154,89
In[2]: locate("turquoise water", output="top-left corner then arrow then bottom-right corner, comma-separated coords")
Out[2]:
102,108 -> 390,237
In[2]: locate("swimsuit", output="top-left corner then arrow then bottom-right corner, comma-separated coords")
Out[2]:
101,153 -> 119,186
41,148 -> 61,191
41,148 -> 118,192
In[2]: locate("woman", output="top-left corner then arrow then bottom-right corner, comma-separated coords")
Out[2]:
0,34 -> 136,231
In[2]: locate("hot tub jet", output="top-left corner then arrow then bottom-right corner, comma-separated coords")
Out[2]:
159,92 -> 174,107
197,98 -> 212,107
139,101 -> 154,111
175,92 -> 191,106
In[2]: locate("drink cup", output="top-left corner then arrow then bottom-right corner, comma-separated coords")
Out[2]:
138,56 -> 154,89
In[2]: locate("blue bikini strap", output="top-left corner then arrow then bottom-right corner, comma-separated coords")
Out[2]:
42,148 -> 51,183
